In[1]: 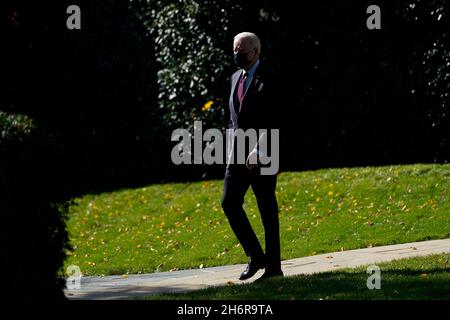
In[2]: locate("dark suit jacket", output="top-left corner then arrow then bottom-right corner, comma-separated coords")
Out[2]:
227,62 -> 283,171
229,62 -> 281,131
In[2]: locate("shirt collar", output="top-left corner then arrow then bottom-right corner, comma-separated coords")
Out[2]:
243,59 -> 260,77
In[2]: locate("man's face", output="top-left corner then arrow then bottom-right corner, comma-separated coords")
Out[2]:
233,38 -> 257,69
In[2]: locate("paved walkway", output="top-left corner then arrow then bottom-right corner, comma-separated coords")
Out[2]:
65,238 -> 450,300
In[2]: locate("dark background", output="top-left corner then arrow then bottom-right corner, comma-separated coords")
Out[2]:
1,0 -> 448,299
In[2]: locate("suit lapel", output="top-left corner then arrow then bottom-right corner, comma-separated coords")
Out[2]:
229,70 -> 241,117
244,66 -> 259,97
244,61 -> 264,100
241,64 -> 263,114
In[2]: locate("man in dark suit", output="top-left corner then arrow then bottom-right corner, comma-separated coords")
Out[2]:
221,32 -> 283,281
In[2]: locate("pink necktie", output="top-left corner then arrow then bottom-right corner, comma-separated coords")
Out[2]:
237,72 -> 247,111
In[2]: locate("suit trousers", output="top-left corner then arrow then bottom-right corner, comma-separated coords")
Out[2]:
221,165 -> 281,271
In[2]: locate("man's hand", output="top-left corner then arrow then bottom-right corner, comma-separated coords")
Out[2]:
246,150 -> 258,170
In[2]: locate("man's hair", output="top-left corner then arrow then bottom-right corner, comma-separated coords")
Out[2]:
234,32 -> 261,54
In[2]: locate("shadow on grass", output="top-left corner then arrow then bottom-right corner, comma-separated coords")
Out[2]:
147,267 -> 450,300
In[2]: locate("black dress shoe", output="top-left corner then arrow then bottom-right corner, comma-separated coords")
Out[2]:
255,269 -> 284,282
239,260 -> 266,280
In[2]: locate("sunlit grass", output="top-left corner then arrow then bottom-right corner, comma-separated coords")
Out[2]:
65,164 -> 450,276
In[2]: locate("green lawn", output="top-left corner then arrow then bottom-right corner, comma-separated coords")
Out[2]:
143,254 -> 450,300
65,164 -> 450,276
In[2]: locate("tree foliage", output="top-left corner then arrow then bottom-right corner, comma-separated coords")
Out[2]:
131,0 -> 242,130
0,112 -> 35,146
131,0 -> 449,165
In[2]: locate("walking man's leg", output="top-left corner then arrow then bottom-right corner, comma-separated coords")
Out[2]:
251,173 -> 283,278
221,167 -> 265,279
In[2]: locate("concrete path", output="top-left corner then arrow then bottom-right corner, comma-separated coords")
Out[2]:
65,238 -> 450,300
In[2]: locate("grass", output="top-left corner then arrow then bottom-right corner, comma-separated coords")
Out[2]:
65,163 -> 450,276
142,254 -> 450,300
